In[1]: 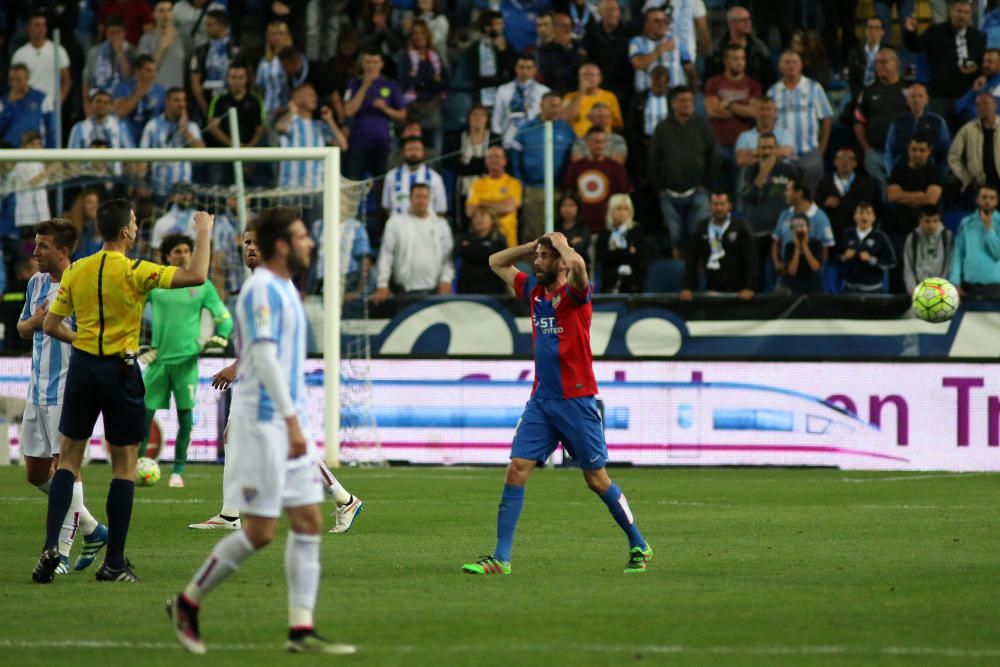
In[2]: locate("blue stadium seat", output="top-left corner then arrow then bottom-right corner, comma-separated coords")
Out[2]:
644,259 -> 686,293
984,10 -> 1000,48
943,209 -> 969,233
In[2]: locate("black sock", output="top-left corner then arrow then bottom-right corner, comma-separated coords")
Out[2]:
105,478 -> 135,569
44,469 -> 76,549
288,628 -> 315,641
219,514 -> 238,522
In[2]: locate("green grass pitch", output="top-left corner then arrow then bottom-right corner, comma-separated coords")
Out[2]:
0,464 -> 998,666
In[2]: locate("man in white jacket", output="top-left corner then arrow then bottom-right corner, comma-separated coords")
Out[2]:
372,184 -> 454,304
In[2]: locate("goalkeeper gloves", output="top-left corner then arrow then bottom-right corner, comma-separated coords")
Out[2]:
202,335 -> 228,354
138,348 -> 157,365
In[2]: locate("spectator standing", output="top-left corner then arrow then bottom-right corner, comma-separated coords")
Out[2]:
83,16 -> 135,105
381,137 -> 449,217
7,131 -> 53,232
563,126 -> 632,234
948,91 -> 1000,205
0,64 -> 56,148
704,44 -> 762,191
96,0 -> 153,46
734,97 -> 795,168
139,88 -> 204,199
138,1 -> 188,91
275,83 -> 348,191
560,63 -> 624,138
456,105 -> 495,210
629,7 -> 689,94
680,190 -> 756,300
790,29 -> 833,90
173,0 -> 226,50
887,135 -> 944,291
68,90 -> 135,158
455,207 -> 508,295
583,0 -> 633,108
537,12 -> 585,96
11,13 -> 72,107
150,184 -> 196,252
555,191 -> 591,261
469,10 -> 516,110
465,146 -> 523,248
885,83 -> 951,175
112,55 -> 165,145
493,56 -> 550,149
846,17 -> 889,111
373,184 -> 454,303
398,20 -> 450,156
771,178 -> 836,282
838,201 -> 896,293
596,193 -> 645,293
949,184 -> 1000,298
210,198 -> 245,306
624,65 -> 670,183
509,92 -> 577,241
903,1 -> 986,125
704,5 -> 776,90
189,10 -> 238,118
206,64 -> 267,185
648,86 -> 715,259
853,48 -> 909,193
768,50 -> 833,191
255,21 -> 294,118
741,132 -> 801,241
401,0 -> 450,58
778,213 -> 824,294
902,206 -> 953,294
954,48 -> 1000,124
815,147 -> 881,240
342,51 -> 406,181
65,188 -> 103,260
277,47 -> 332,105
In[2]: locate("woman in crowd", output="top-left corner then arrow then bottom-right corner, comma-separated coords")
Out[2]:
556,191 -> 591,265
455,206 -> 508,294
256,21 -> 294,117
596,193 -> 645,293
397,20 -> 450,157
64,187 -> 104,261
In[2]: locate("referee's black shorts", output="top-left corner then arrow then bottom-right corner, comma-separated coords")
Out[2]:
59,348 -> 147,446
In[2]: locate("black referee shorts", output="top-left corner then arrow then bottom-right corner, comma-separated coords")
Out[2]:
59,348 -> 147,446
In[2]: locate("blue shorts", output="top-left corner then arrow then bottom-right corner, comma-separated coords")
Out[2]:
60,349 -> 148,446
510,396 -> 607,470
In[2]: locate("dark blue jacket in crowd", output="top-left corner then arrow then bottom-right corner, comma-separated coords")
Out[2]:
883,110 -> 950,174
838,227 -> 897,291
954,73 -> 1000,124
0,88 -> 56,148
509,117 -> 576,187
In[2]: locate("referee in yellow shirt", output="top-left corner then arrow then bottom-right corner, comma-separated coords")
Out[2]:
32,199 -> 214,583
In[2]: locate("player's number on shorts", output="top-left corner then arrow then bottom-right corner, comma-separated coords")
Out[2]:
188,384 -> 196,403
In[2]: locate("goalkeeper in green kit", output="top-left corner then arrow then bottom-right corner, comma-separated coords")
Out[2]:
139,234 -> 233,488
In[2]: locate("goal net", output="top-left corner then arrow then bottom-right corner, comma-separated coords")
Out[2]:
0,146 -> 383,467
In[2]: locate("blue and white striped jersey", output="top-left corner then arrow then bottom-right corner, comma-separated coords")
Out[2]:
139,114 -> 203,195
278,116 -> 333,189
767,77 -> 834,155
628,34 -> 687,93
20,273 -> 72,406
232,267 -> 307,424
255,56 -> 288,114
67,114 -> 135,149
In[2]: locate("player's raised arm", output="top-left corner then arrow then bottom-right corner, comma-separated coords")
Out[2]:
170,211 -> 214,288
546,232 -> 588,292
489,240 -> 538,288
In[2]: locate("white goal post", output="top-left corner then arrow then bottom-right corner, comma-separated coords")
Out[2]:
3,146 -> 344,467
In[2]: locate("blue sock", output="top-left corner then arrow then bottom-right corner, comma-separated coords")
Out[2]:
105,478 -> 135,569
44,469 -> 75,549
600,483 -> 646,550
493,484 -> 525,564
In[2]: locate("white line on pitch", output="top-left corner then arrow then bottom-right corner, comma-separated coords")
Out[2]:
3,639 -> 1000,658
0,496 -> 206,504
842,473 -> 993,483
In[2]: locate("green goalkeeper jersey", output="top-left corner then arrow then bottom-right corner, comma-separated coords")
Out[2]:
148,282 -> 233,364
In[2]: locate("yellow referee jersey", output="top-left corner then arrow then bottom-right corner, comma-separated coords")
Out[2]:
50,250 -> 178,357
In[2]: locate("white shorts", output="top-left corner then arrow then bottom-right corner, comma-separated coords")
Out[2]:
20,403 -> 63,458
224,418 -> 324,519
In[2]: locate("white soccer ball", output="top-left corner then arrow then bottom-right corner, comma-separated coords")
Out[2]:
136,457 -> 161,486
912,277 -> 960,323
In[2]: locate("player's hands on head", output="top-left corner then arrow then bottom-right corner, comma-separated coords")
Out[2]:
546,231 -> 569,249
286,416 -> 307,459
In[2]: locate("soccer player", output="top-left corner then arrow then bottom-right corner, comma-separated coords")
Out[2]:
31,199 -> 214,583
190,226 -> 363,533
462,233 -> 652,575
138,233 -> 232,488
168,208 -> 355,655
18,219 -> 107,574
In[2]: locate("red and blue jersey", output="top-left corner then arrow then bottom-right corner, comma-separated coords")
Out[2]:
514,272 -> 598,399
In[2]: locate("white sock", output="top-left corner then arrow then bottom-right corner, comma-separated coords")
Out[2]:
58,506 -> 78,558
36,479 -> 51,494
220,442 -> 240,518
184,530 -> 256,604
317,460 -> 351,505
72,481 -> 99,535
285,532 -> 321,629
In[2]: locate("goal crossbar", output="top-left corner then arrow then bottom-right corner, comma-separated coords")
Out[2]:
4,146 -> 344,467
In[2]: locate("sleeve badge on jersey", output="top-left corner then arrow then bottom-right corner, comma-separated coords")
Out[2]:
254,303 -> 272,333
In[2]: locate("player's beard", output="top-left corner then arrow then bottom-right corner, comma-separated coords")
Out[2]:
287,251 -> 310,278
535,267 -> 559,287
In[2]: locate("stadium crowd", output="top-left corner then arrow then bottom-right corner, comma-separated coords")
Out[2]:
1,0 -> 1000,320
